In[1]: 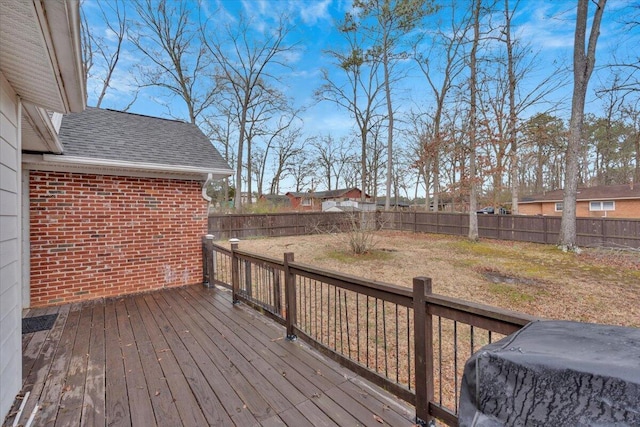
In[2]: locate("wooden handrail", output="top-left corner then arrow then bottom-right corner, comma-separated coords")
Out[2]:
233,248 -> 284,268
288,261 -> 413,308
204,236 -> 536,426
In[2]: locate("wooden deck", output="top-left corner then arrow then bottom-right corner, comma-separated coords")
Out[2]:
4,284 -> 416,426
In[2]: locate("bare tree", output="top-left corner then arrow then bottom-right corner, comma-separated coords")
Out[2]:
559,0 -> 607,251
348,0 -> 436,209
81,0 -> 133,108
504,0 -> 518,214
269,126 -> 304,195
312,135 -> 356,191
467,0 -> 482,241
289,149 -> 316,192
414,0 -> 468,212
201,14 -> 293,210
242,84 -> 290,202
129,0 -> 215,124
316,13 -> 386,202
249,108 -> 299,197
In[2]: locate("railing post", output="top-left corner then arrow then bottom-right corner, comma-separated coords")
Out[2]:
202,234 -> 214,287
413,276 -> 434,426
284,252 -> 297,340
230,238 -> 240,304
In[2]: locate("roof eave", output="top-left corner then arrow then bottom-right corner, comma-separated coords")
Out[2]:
39,0 -> 86,112
22,104 -> 64,154
24,154 -> 234,180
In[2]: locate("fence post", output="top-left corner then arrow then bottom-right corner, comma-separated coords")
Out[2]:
284,252 -> 297,340
230,238 -> 240,304
413,276 -> 434,426
202,234 -> 214,288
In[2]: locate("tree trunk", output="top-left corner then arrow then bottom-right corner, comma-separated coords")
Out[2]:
361,130 -> 367,202
559,0 -> 606,250
246,136 -> 252,205
235,91 -> 251,211
506,0 -> 519,215
384,43 -> 393,210
468,0 -> 481,241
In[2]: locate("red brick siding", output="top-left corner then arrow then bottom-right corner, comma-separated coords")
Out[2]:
29,171 -> 207,307
519,199 -> 640,218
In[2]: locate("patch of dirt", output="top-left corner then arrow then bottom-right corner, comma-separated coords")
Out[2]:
225,231 -> 640,328
480,270 -> 542,287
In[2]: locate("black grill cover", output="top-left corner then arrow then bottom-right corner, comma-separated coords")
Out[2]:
458,320 -> 640,426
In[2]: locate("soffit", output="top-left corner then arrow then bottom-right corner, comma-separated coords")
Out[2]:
0,1 -> 66,111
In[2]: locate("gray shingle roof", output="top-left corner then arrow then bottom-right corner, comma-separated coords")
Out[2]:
57,107 -> 232,171
286,188 -> 369,199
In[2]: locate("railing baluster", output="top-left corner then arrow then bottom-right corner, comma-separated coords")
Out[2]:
344,291 -> 351,359
204,238 -> 534,426
439,317 -> 443,406
407,308 -> 412,390
454,321 -> 459,413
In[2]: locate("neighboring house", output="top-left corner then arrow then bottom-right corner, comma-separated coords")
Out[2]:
258,194 -> 291,207
322,200 -> 376,212
375,200 -> 411,210
286,188 -> 371,211
23,107 -> 233,307
519,184 -> 640,218
0,0 -> 85,419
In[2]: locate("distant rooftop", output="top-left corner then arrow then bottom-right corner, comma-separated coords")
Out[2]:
520,184 -> 640,203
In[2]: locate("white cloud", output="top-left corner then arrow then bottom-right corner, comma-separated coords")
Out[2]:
515,3 -> 575,50
297,0 -> 332,25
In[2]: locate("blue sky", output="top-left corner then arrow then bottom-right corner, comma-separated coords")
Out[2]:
86,0 -> 639,122
83,0 -> 640,194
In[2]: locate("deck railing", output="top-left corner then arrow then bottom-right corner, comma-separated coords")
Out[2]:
202,236 -> 536,425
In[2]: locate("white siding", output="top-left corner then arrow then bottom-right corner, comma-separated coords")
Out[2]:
0,72 -> 22,420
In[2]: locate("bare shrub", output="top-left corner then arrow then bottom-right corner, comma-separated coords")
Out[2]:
309,211 -> 382,255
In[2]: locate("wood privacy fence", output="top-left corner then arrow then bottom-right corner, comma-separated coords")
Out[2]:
209,211 -> 640,249
202,236 -> 536,426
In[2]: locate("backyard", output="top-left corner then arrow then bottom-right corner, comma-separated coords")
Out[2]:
224,230 -> 640,328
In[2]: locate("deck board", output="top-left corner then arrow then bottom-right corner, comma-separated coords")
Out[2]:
133,294 -> 210,427
81,303 -> 106,427
104,299 -> 131,427
145,292 -> 234,426
54,304 -> 92,427
125,297 -> 181,426
4,284 -> 416,427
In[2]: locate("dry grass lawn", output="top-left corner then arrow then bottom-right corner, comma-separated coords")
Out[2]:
227,230 -> 640,328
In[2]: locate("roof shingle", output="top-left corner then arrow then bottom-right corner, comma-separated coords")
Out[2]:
56,107 -> 231,171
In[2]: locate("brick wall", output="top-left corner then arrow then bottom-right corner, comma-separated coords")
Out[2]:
29,171 -> 207,307
520,200 -> 640,218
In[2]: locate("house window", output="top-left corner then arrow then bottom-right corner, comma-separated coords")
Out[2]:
301,198 -> 311,206
555,202 -> 563,212
589,201 -> 615,211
